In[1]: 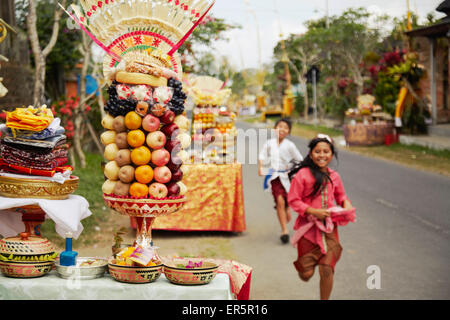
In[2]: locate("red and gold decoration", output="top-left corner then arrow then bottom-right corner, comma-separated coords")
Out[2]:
0,232 -> 57,278
163,260 -> 219,285
109,263 -> 163,284
153,163 -> 246,232
0,175 -> 79,200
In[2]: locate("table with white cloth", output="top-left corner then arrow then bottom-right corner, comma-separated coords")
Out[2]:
0,271 -> 234,300
0,195 -> 92,239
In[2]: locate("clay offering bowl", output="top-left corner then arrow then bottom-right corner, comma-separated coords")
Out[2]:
0,232 -> 56,278
108,259 -> 163,284
163,260 -> 218,285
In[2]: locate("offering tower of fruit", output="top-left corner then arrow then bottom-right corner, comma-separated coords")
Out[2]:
185,75 -> 235,163
101,77 -> 190,201
64,0 -> 214,254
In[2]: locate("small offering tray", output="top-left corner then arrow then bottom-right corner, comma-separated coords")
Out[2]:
108,258 -> 163,284
0,260 -> 54,278
55,257 -> 108,280
163,259 -> 219,285
0,175 -> 79,200
103,193 -> 186,217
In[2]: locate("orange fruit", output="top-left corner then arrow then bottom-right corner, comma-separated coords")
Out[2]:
131,146 -> 151,166
127,129 -> 145,148
124,111 -> 142,130
129,182 -> 149,198
135,165 -> 154,184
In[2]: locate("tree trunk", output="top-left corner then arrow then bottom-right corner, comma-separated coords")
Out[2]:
26,0 -> 66,105
69,146 -> 76,168
33,57 -> 46,105
353,72 -> 364,97
301,62 -> 309,120
345,52 -> 364,97
84,115 -> 104,154
73,33 -> 91,168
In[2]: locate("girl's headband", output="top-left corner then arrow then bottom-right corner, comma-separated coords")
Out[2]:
316,133 -> 332,143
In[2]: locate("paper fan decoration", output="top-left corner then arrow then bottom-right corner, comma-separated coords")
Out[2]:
190,75 -> 224,92
63,0 -> 215,79
184,75 -> 231,106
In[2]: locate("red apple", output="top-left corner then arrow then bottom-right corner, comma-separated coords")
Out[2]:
151,148 -> 170,166
170,168 -> 183,182
166,182 -> 180,197
167,156 -> 182,171
146,131 -> 166,150
160,109 -> 175,124
148,182 -> 168,199
142,114 -> 160,132
165,139 -> 181,154
153,166 -> 172,183
161,123 -> 179,139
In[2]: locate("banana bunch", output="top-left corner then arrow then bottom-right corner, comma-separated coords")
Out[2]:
0,252 -> 58,262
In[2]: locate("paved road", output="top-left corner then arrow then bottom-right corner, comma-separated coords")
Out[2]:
230,121 -> 450,300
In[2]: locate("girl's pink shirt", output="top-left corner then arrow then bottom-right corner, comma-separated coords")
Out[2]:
287,167 -> 349,245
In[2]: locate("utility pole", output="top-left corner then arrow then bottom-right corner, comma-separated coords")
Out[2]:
274,0 -> 293,117
312,68 -> 317,124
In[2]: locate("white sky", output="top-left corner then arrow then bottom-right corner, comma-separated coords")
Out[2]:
208,0 -> 445,70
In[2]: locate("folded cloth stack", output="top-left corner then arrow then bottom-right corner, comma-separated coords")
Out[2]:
6,105 -> 54,133
0,106 -> 71,177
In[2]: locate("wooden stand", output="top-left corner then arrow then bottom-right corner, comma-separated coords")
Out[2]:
13,205 -> 46,237
343,122 -> 395,146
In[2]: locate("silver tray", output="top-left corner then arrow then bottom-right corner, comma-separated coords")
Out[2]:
55,257 -> 108,280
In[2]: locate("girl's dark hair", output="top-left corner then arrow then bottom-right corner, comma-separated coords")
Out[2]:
288,136 -> 337,198
275,118 -> 292,132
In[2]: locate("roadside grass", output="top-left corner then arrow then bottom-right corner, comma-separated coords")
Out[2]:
41,152 -> 109,248
348,143 -> 450,177
240,116 -> 450,177
240,115 -> 342,138
290,123 -> 343,139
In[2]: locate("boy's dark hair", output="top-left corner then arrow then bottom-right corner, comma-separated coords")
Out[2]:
288,136 -> 337,198
275,118 -> 292,132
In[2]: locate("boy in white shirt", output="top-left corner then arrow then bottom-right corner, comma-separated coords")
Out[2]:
258,118 -> 303,244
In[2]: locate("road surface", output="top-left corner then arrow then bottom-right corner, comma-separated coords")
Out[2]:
230,121 -> 450,300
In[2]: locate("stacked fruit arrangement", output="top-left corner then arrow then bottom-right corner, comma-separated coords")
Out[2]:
101,77 -> 192,200
215,108 -> 237,135
192,106 -> 217,130
191,105 -> 237,164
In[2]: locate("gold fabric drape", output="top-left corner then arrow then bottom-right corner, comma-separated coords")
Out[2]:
152,163 -> 246,232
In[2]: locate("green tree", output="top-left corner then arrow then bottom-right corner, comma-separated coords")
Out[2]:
274,33 -> 321,119
16,0 -> 82,102
179,15 -> 239,74
270,8 -> 389,120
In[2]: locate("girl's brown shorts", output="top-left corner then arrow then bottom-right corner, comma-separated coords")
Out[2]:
293,227 -> 342,274
270,177 -> 287,206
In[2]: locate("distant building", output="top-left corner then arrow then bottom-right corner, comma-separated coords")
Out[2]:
406,0 -> 450,125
